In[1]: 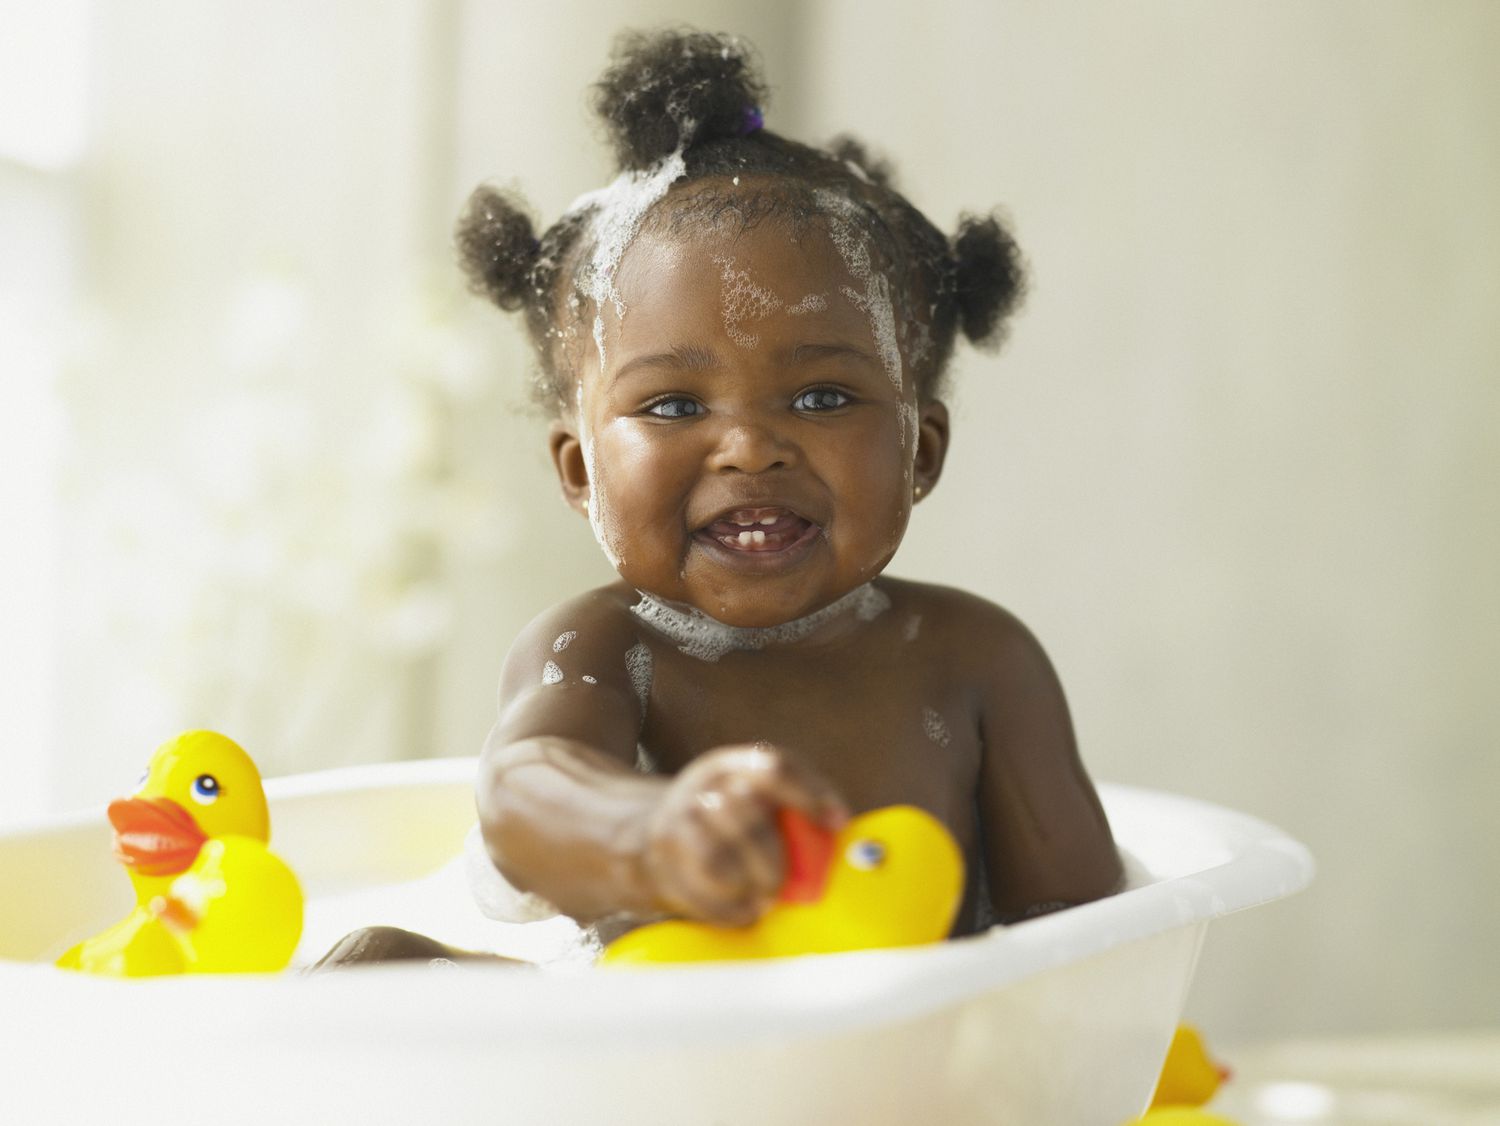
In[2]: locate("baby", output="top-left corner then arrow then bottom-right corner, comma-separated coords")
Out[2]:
320,29 -> 1120,968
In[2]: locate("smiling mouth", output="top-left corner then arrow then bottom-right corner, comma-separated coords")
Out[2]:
696,507 -> 819,553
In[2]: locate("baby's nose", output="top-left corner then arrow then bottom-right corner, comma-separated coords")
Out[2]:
707,416 -> 797,474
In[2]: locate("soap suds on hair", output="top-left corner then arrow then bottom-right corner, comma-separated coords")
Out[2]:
553,631 -> 577,652
921,706 -> 952,748
842,159 -> 872,185
903,315 -> 933,371
814,189 -> 903,395
624,642 -> 653,715
903,614 -> 922,642
542,660 -> 564,686
567,153 -> 687,570
568,150 -> 688,372
713,254 -> 781,348
631,583 -> 890,662
582,674 -> 597,684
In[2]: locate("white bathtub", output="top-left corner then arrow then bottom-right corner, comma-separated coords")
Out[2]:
0,758 -> 1312,1126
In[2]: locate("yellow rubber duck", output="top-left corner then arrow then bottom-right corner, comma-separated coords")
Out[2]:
1119,1025 -> 1239,1126
1151,1025 -> 1232,1109
55,731 -> 303,976
1124,1111 -> 1239,1126
600,805 -> 963,965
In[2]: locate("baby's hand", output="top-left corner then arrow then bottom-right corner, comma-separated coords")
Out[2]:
637,744 -> 848,927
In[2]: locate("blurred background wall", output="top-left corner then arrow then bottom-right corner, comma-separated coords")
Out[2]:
1,0 -> 1495,1045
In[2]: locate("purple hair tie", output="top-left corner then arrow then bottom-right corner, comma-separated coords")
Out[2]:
740,105 -> 764,135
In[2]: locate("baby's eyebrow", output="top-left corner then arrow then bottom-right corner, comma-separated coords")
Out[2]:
787,341 -> 880,367
611,343 -> 720,385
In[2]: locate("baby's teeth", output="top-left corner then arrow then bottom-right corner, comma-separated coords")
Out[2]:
752,530 -> 766,545
759,516 -> 777,525
738,531 -> 754,546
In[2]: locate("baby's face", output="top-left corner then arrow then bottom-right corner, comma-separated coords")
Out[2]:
553,199 -> 946,628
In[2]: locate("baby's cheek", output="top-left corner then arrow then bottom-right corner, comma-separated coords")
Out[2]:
855,439 -> 915,559
599,433 -> 691,561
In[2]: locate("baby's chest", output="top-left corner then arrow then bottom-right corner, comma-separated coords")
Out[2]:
641,649 -> 981,825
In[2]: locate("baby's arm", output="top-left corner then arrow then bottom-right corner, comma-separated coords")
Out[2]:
476,594 -> 845,925
973,603 -> 1124,921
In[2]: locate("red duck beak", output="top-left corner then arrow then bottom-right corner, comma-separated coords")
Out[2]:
108,796 -> 208,876
776,808 -> 836,904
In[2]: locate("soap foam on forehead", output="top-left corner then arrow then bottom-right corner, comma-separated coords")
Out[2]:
785,292 -> 829,316
713,254 -> 782,348
714,253 -> 833,348
631,583 -> 891,662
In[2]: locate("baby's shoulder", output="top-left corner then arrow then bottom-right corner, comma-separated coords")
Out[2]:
500,585 -> 646,679
879,577 -> 1028,639
877,578 -> 1053,668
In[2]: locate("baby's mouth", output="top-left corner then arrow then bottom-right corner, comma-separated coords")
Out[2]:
697,507 -> 818,553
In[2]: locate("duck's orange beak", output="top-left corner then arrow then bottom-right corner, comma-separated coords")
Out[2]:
108,796 -> 208,876
776,808 -> 835,904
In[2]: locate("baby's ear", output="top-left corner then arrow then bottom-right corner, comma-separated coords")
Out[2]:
913,400 -> 950,500
548,420 -> 591,516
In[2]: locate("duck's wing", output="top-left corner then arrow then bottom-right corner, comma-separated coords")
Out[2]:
172,837 -> 304,973
56,909 -> 188,976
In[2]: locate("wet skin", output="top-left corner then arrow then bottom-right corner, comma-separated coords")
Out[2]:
478,188 -> 1123,934
556,216 -> 927,629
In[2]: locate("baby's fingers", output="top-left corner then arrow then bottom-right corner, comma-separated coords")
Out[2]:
694,789 -> 785,902
644,811 -> 765,926
736,745 -> 849,830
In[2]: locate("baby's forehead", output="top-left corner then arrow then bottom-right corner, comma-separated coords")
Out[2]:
549,175 -> 921,405
619,207 -> 855,293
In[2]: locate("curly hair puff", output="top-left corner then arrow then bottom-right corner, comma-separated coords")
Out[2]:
455,27 -> 1025,412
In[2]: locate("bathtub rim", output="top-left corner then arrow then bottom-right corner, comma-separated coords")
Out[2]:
0,757 -> 1313,1051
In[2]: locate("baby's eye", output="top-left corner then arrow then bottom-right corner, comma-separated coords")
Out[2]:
645,397 -> 705,419
792,387 -> 849,412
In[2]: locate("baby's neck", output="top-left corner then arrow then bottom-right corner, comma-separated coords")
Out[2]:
630,584 -> 891,662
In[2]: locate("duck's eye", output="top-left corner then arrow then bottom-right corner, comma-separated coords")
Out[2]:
645,397 -> 704,419
792,387 -> 849,412
847,839 -> 887,870
190,774 -> 221,804
135,768 -> 149,790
